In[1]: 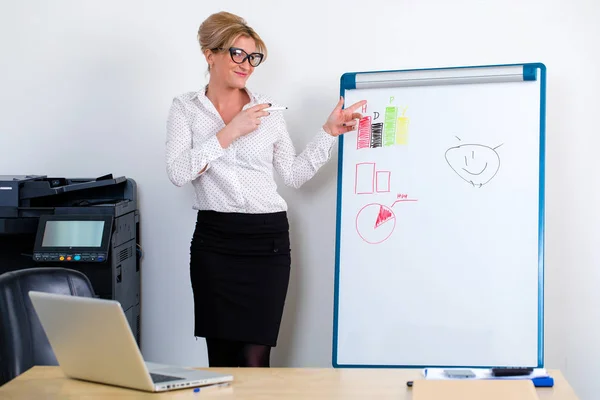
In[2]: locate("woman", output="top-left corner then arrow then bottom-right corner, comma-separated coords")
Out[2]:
165,11 -> 365,368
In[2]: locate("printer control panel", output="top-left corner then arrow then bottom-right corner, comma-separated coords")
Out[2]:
31,214 -> 113,265
33,252 -> 107,262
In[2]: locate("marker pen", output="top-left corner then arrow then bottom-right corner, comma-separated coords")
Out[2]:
193,382 -> 231,393
264,106 -> 288,111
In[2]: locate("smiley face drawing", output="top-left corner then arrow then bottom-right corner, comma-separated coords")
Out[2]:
445,139 -> 502,188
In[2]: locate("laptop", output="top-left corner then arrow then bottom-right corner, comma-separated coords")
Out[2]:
28,291 -> 233,392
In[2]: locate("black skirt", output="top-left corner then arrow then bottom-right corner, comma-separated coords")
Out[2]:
189,210 -> 291,347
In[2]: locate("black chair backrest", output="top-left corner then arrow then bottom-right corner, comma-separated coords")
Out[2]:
0,267 -> 95,386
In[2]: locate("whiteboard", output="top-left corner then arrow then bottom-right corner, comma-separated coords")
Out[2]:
333,64 -> 546,368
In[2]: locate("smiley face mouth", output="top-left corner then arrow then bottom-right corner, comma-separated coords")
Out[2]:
462,162 -> 488,176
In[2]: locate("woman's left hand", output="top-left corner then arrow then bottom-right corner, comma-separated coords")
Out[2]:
322,97 -> 367,137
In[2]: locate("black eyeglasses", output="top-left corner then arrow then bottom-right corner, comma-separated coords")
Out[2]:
214,47 -> 264,67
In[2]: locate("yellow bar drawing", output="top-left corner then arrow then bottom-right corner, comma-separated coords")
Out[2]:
395,107 -> 409,145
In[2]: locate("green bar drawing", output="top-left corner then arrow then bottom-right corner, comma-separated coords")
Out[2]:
383,106 -> 397,146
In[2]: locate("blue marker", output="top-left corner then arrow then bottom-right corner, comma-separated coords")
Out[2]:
193,383 -> 230,393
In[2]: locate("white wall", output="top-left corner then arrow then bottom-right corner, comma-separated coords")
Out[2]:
1,0 -> 599,398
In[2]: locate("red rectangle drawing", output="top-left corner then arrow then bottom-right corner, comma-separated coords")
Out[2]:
357,116 -> 372,149
376,171 -> 391,193
355,163 -> 375,194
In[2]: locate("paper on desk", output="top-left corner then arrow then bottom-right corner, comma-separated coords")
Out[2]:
423,368 -> 549,381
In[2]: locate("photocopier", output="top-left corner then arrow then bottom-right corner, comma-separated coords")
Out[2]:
0,174 -> 141,344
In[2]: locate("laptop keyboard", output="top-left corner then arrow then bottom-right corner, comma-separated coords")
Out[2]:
150,372 -> 184,383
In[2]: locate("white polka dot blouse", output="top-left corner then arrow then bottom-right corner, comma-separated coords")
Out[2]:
165,86 -> 338,214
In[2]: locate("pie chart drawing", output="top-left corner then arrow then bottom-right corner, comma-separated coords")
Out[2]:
355,203 -> 396,244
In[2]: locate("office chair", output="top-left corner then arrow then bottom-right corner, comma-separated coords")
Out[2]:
0,267 -> 95,386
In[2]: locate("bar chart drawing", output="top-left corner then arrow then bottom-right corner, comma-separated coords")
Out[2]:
383,106 -> 398,146
355,163 -> 376,194
356,104 -> 409,150
371,123 -> 383,148
357,116 -> 372,149
355,163 -> 392,195
376,171 -> 391,193
395,107 -> 409,145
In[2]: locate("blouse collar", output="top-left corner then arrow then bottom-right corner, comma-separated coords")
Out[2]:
195,85 -> 258,114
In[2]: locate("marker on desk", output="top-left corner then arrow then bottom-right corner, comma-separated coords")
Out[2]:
264,106 -> 288,112
193,382 -> 231,393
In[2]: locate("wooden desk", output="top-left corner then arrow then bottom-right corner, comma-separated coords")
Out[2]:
0,366 -> 579,399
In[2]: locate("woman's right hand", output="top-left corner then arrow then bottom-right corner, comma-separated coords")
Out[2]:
217,103 -> 271,148
229,103 -> 271,137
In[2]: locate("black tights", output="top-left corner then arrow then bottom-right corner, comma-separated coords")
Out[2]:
206,338 -> 271,367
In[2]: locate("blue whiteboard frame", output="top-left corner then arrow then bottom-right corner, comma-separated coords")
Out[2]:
332,62 -> 547,369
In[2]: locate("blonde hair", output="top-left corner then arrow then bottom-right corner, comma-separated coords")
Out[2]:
198,12 -> 267,70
